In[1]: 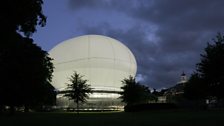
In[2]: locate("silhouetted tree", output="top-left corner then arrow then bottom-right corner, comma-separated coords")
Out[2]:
184,33 -> 224,105
0,34 -> 55,113
1,0 -> 46,37
184,73 -> 207,100
152,88 -> 164,97
0,0 -> 54,114
120,76 -> 155,106
197,33 -> 224,99
64,72 -> 92,114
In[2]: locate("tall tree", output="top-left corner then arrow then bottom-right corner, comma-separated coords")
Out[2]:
64,72 -> 92,114
197,33 -> 224,99
0,0 -> 54,114
0,34 -> 55,112
120,76 -> 155,106
184,33 -> 224,101
184,73 -> 207,100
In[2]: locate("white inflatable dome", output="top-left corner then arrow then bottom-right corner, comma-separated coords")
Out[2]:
49,35 -> 137,92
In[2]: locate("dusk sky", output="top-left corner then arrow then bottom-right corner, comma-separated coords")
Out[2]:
33,0 -> 224,89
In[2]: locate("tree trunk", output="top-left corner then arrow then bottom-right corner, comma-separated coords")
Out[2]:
9,105 -> 15,115
76,101 -> 79,115
0,105 -> 3,114
24,105 -> 29,112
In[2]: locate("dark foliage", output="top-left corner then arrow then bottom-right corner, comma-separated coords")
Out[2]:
184,33 -> 224,102
64,71 -> 92,114
184,73 -> 207,100
0,0 -> 55,114
124,103 -> 178,112
120,76 -> 157,106
0,33 -> 55,112
197,33 -> 224,98
0,0 -> 46,37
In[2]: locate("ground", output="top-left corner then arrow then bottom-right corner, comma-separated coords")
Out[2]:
0,110 -> 224,126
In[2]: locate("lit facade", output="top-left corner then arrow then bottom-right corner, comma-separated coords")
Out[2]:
49,35 -> 137,110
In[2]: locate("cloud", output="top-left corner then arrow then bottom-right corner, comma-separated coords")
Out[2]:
136,74 -> 148,84
67,0 -> 224,88
68,0 -> 130,11
74,22 -> 193,88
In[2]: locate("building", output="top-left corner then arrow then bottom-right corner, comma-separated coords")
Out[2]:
179,72 -> 188,84
167,72 -> 188,95
157,72 -> 188,103
49,35 -> 137,110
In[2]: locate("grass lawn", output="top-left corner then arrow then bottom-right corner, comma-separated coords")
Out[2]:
0,109 -> 224,126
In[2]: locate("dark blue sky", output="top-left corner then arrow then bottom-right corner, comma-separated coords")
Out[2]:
33,0 -> 224,89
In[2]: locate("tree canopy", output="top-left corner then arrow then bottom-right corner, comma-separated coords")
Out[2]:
0,0 -> 55,113
0,33 -> 55,111
184,73 -> 207,100
0,0 -> 46,37
64,71 -> 92,113
184,33 -> 224,100
120,76 -> 156,106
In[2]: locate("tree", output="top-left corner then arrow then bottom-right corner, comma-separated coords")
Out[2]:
64,72 -> 92,114
120,76 -> 155,106
197,33 -> 224,99
1,0 -> 46,37
0,0 -> 55,114
184,73 -> 207,100
184,33 -> 224,102
0,34 -> 55,113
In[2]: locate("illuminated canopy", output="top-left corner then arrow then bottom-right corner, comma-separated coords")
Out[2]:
49,35 -> 137,92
